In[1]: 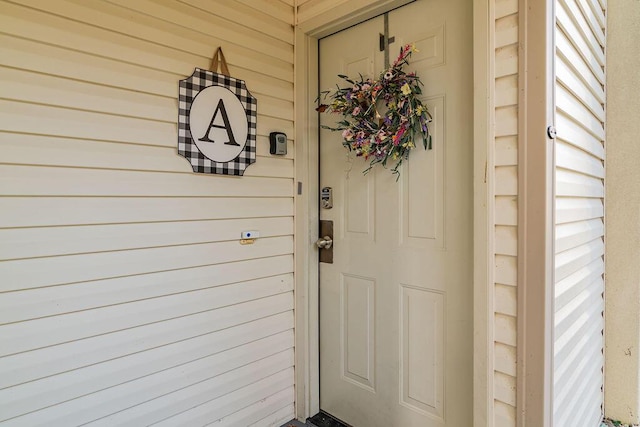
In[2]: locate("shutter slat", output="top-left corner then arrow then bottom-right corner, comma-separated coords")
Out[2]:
553,0 -> 605,423
556,111 -> 605,160
556,140 -> 604,179
556,59 -> 605,122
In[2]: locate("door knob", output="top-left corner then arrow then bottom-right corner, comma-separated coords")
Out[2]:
316,236 -> 333,249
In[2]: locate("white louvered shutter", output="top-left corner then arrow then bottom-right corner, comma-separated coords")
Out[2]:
553,0 -> 606,425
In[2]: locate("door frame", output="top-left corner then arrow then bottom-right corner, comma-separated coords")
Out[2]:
293,1 -> 495,424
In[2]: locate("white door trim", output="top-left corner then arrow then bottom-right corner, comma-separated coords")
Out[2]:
516,0 -> 555,425
473,0 -> 495,425
293,1 -> 494,423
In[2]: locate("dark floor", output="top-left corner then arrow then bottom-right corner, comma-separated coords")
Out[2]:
281,412 -> 350,427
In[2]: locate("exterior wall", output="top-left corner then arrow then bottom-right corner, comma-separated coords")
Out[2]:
605,0 -> 640,423
0,0 -> 296,425
493,0 -> 519,424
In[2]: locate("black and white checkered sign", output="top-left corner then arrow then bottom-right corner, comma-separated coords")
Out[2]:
178,68 -> 257,175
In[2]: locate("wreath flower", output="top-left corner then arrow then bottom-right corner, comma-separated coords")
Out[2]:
316,44 -> 432,178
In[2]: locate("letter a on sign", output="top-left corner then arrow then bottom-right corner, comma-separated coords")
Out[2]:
178,60 -> 257,175
198,99 -> 240,146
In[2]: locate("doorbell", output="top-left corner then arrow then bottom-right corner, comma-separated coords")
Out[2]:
269,132 -> 287,155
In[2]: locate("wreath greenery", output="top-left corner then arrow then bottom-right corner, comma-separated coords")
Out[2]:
316,44 -> 432,177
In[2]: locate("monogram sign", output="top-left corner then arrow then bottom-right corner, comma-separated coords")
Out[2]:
178,67 -> 257,175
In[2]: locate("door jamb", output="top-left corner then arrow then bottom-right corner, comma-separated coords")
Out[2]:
293,1 -> 494,424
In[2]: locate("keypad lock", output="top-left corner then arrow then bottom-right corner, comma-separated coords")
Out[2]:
321,187 -> 333,209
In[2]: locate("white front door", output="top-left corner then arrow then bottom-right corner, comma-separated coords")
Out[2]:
318,1 -> 473,426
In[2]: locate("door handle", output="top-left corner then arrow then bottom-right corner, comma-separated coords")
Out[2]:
316,236 -> 333,249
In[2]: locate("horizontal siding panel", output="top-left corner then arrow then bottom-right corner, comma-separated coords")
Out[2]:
495,313 -> 517,346
0,255 -> 293,324
27,0 -> 294,52
0,138 -> 295,178
555,218 -> 604,253
247,403 -> 296,427
0,299 -> 293,390
1,275 -> 293,356
495,75 -> 518,107
86,351 -> 294,427
495,165 -> 518,195
1,236 -> 293,292
495,400 -> 517,426
7,349 -> 294,426
495,342 -> 517,376
0,99 -> 175,148
0,100 -> 294,146
495,225 -> 518,256
0,35 -> 294,102
495,0 -> 518,19
556,169 -> 604,198
225,393 -> 295,427
154,376 -> 294,426
0,66 -> 171,122
296,0 -> 349,23
0,133 -> 294,173
237,0 -> 294,24
1,328 -> 293,423
0,165 -> 293,197
495,196 -> 518,226
0,197 -> 293,228
494,371 -> 517,406
556,140 -> 604,179
495,284 -> 517,316
495,254 -> 517,286
495,14 -> 518,48
495,44 -> 518,78
2,1 -> 294,77
0,66 -> 294,123
556,197 -> 603,223
181,0 -> 294,44
496,136 -> 518,166
495,106 -> 518,137
555,237 -> 604,281
0,217 -> 293,260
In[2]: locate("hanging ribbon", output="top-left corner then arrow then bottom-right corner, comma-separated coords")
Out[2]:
209,47 -> 230,76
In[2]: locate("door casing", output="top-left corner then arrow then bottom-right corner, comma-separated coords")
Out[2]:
293,1 -> 495,425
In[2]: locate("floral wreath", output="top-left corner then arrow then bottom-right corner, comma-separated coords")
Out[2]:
317,44 -> 432,177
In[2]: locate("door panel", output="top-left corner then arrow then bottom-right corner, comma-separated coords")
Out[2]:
319,2 -> 472,425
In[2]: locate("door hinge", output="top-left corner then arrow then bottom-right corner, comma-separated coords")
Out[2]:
379,33 -> 395,52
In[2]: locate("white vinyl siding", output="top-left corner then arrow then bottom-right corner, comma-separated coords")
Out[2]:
493,0 -> 519,424
0,0 -> 296,425
553,0 -> 606,425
